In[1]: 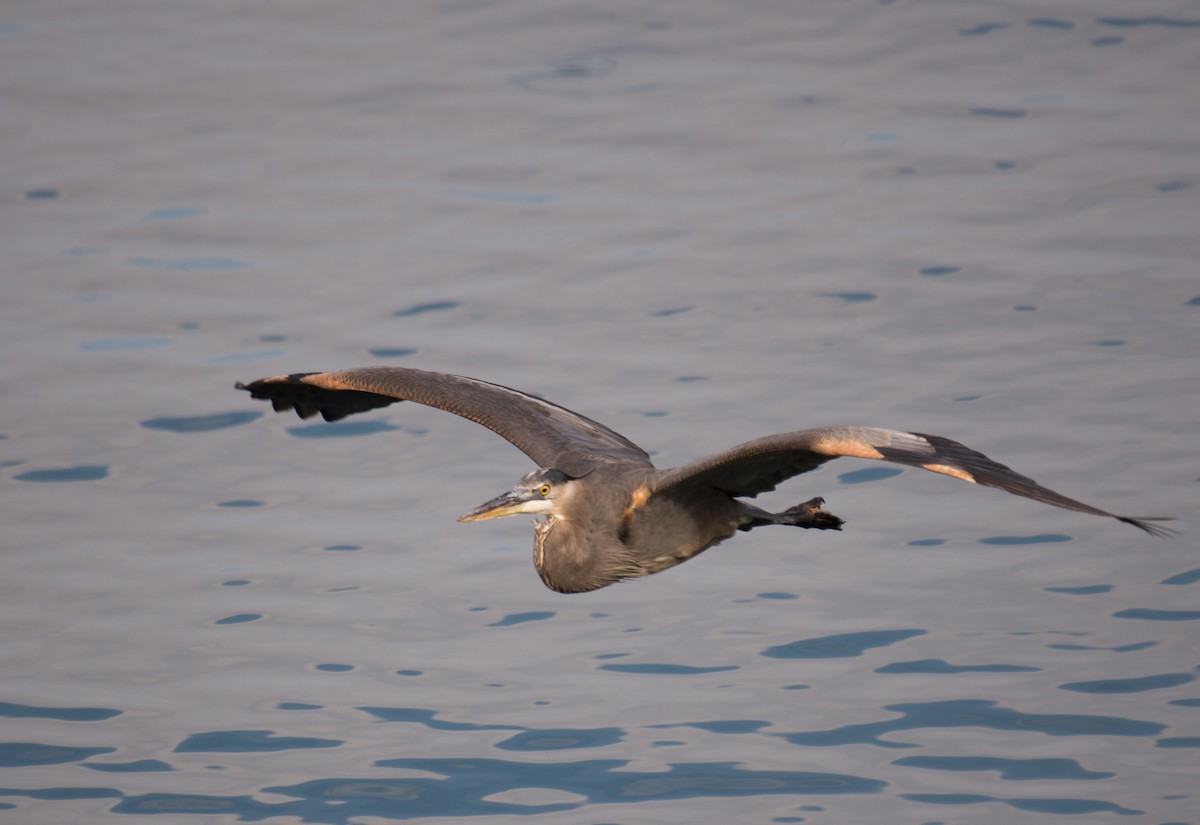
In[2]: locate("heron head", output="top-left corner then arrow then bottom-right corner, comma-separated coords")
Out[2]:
457,468 -> 576,522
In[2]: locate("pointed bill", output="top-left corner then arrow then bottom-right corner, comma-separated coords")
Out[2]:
458,490 -> 532,522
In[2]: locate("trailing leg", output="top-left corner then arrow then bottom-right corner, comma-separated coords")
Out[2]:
738,496 -> 844,532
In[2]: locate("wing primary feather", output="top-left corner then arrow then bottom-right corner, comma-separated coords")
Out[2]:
873,431 -> 1174,537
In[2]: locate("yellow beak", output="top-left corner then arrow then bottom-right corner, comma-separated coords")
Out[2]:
457,490 -> 532,522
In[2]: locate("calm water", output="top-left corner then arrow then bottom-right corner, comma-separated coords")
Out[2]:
4,1 -> 1199,823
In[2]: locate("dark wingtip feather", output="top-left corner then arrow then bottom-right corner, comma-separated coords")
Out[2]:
1118,516 -> 1177,539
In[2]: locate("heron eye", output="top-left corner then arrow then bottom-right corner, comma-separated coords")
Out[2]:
539,484 -> 551,497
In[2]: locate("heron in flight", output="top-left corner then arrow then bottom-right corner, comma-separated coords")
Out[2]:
236,367 -> 1172,593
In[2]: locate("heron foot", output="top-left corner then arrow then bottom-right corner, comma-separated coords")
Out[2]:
738,497 -> 844,531
779,497 -> 844,531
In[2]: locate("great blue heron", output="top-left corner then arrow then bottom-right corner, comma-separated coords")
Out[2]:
236,367 -> 1172,593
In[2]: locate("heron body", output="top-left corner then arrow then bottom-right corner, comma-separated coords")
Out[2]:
236,367 -> 1172,593
512,464 -> 745,592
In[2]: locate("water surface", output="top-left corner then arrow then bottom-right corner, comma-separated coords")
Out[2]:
3,1 -> 1198,823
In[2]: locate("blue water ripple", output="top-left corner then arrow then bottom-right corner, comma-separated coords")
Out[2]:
1058,672 -> 1194,694
1027,18 -> 1074,29
370,757 -> 887,805
903,793 -> 1141,816
650,720 -> 772,735
0,743 -> 115,767
494,727 -> 624,751
1157,182 -> 1189,194
761,629 -> 926,660
357,707 -> 522,731
487,611 -> 555,627
112,792 -> 261,815
779,699 -> 1164,748
173,730 -> 342,752
0,701 -> 121,721
14,465 -> 108,483
214,613 -> 262,625
1161,567 -> 1200,585
85,759 -> 174,773
1113,608 -> 1200,621
817,291 -> 877,303
143,207 -> 202,221
893,754 -> 1113,780
1044,584 -> 1112,595
1156,737 -> 1200,748
978,534 -> 1072,546
838,467 -> 903,484
0,787 -> 121,802
1049,641 -> 1156,652
286,421 -> 401,438
7,754 -> 888,820
141,411 -> 261,432
875,659 -> 1040,674
393,301 -> 459,317
1097,16 -> 1200,28
370,348 -> 418,358
598,663 -> 740,675
959,22 -> 1009,36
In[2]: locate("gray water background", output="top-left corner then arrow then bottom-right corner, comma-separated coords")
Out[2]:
3,1 -> 1199,822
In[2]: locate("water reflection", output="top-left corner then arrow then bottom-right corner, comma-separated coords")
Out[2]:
761,629 -> 926,660
95,759 -> 886,820
0,702 -> 121,722
892,755 -> 1113,781
779,699 -> 1164,748
900,793 -> 1142,817
173,731 -> 342,753
13,465 -> 109,482
5,691 -> 1183,819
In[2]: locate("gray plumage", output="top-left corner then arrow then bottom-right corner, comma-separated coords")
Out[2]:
237,367 -> 1173,593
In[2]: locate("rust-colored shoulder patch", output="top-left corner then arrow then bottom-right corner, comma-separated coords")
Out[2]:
922,463 -> 976,483
618,482 -> 654,544
812,433 -> 885,460
629,483 -> 652,510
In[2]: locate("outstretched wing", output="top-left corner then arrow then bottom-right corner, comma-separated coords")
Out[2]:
236,367 -> 653,475
654,426 -> 1173,537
